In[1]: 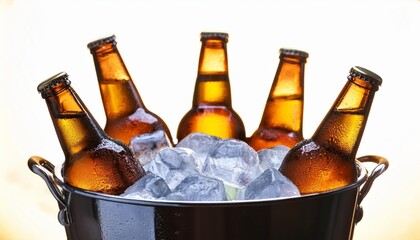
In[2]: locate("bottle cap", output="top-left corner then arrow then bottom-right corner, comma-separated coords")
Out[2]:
279,48 -> 309,59
200,32 -> 229,42
87,35 -> 117,50
37,72 -> 71,98
348,66 -> 382,86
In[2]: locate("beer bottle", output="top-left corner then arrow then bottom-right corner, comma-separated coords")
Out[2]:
247,48 -> 308,150
279,66 -> 382,195
177,32 -> 246,142
87,35 -> 173,145
37,72 -> 145,195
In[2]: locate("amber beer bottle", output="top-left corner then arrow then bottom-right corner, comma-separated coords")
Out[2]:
177,32 -> 246,142
37,72 -> 145,195
87,35 -> 173,145
247,48 -> 308,150
279,66 -> 382,195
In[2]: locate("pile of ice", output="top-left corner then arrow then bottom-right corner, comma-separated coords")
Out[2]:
121,131 -> 300,201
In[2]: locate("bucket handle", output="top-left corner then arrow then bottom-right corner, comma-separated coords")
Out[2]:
354,155 -> 389,223
27,156 -> 71,226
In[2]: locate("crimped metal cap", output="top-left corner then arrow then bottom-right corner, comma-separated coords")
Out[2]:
200,32 -> 229,42
87,35 -> 116,50
37,72 -> 70,98
348,66 -> 382,86
279,48 -> 309,59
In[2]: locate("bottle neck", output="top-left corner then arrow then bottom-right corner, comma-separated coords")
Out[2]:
192,39 -> 232,107
312,77 -> 377,157
91,43 -> 145,119
46,86 -> 106,158
259,56 -> 305,132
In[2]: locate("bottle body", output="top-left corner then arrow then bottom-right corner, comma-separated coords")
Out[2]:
88,35 -> 173,145
38,72 -> 145,195
248,49 -> 308,150
279,66 -> 382,195
177,32 -> 246,142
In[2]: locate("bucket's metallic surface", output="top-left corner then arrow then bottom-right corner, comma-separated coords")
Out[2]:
28,155 -> 388,240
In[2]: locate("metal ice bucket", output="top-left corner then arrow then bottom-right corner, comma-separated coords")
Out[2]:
28,155 -> 388,240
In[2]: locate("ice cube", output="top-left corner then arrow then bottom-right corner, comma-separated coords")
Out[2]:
129,130 -> 172,169
241,168 -> 300,200
120,173 -> 170,200
147,147 -> 200,190
257,145 -> 290,172
164,175 -> 227,201
176,132 -> 221,172
202,139 -> 261,188
128,108 -> 158,124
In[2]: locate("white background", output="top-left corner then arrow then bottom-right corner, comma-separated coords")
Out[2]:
1,0 -> 419,239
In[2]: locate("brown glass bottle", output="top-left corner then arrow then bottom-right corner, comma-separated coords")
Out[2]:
37,72 -> 145,195
279,66 -> 382,195
87,35 -> 173,145
247,48 -> 308,151
177,32 -> 246,142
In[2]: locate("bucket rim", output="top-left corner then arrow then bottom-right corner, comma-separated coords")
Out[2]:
53,161 -> 368,207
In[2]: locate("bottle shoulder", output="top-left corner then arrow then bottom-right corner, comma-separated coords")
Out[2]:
177,106 -> 246,141
180,106 -> 243,120
285,139 -> 352,161
67,138 -> 132,160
